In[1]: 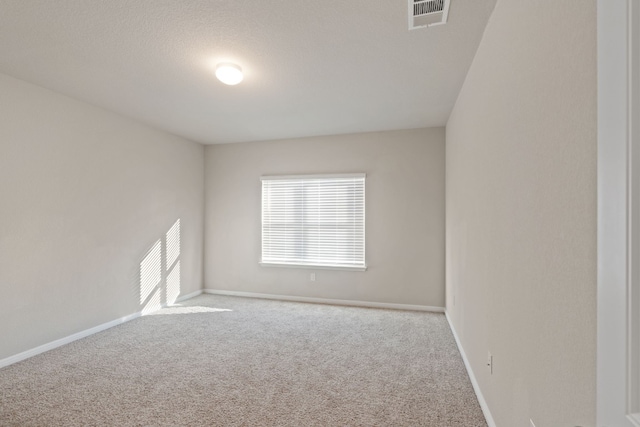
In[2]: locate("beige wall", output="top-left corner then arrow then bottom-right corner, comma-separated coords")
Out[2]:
0,73 -> 204,361
204,128 -> 445,307
446,1 -> 597,426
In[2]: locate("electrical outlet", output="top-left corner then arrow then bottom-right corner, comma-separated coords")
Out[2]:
529,419 -> 536,427
310,273 -> 316,281
487,352 -> 493,374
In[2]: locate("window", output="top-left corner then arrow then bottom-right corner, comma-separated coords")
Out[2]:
261,174 -> 366,270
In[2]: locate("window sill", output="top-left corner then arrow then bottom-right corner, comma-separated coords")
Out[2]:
259,262 -> 367,272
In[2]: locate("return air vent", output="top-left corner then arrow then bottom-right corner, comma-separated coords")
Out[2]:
409,0 -> 450,30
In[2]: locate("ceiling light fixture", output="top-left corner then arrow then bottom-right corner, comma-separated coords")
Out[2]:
215,63 -> 243,85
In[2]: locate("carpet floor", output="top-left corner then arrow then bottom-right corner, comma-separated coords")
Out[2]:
0,295 -> 487,426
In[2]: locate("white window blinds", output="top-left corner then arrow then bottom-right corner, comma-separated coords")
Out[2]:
261,174 -> 366,270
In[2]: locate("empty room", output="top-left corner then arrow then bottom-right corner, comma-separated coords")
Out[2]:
0,0 -> 634,426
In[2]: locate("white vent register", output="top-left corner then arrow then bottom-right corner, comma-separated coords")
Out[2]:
409,0 -> 450,30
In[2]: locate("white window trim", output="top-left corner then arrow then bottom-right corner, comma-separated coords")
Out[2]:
259,262 -> 367,272
260,173 -> 366,181
260,173 -> 367,272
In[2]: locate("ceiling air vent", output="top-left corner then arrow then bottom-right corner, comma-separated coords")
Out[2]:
409,0 -> 450,30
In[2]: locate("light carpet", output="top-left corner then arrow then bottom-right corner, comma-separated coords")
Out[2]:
0,295 -> 487,426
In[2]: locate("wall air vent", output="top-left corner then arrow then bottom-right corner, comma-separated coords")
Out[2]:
409,0 -> 450,30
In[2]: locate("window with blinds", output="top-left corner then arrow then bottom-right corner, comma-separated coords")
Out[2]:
261,174 -> 366,270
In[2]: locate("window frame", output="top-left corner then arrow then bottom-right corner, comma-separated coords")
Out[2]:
259,173 -> 367,271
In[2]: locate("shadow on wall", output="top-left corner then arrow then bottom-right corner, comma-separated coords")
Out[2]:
139,219 -> 181,314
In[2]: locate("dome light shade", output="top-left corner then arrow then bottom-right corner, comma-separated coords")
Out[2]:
215,63 -> 243,85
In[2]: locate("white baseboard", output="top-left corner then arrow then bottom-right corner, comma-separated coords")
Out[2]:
0,311 -> 142,369
445,311 -> 497,427
203,289 -> 445,312
0,289 -> 205,370
175,289 -> 203,302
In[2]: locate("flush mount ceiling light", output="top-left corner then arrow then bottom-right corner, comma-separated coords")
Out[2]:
215,63 -> 243,85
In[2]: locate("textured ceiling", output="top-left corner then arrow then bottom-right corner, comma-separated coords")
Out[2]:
0,0 -> 496,144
